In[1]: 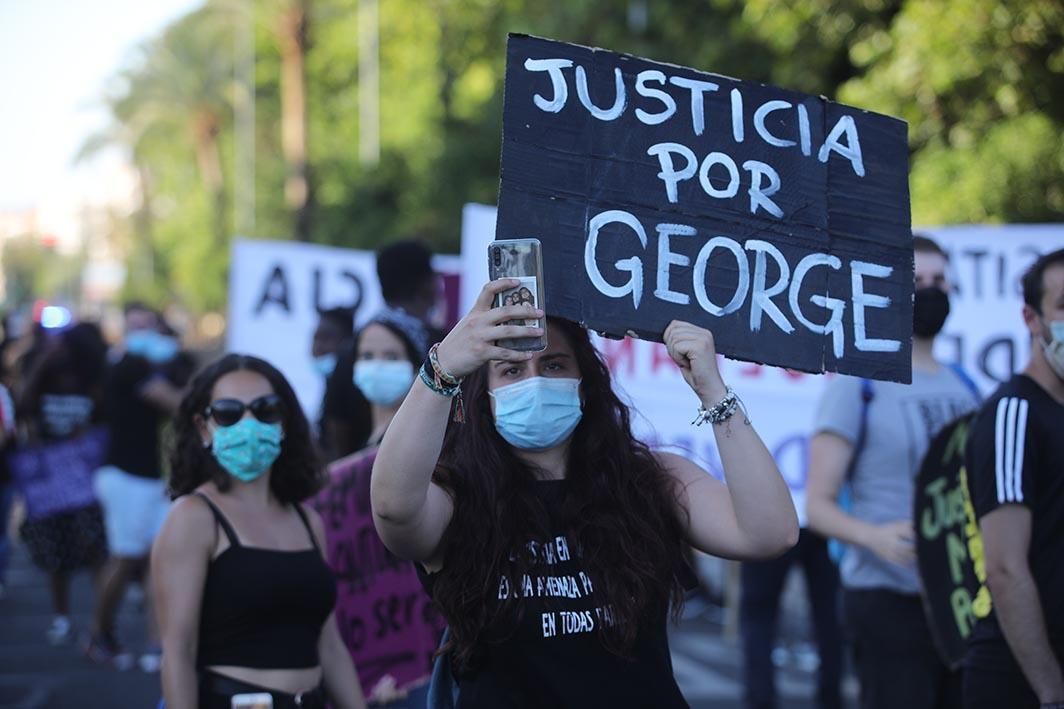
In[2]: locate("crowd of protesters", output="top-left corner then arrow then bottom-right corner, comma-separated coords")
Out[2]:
0,239 -> 1061,709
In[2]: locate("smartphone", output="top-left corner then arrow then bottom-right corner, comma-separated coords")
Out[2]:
488,238 -> 548,352
231,693 -> 273,709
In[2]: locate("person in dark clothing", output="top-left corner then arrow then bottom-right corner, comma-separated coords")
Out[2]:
371,281 -> 799,708
153,354 -> 365,709
963,248 -> 1064,709
322,241 -> 441,462
311,307 -> 356,457
87,303 -> 184,667
740,529 -> 843,709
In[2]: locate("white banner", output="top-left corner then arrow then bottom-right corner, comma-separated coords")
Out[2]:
228,239 -> 387,416
228,239 -> 463,416
460,206 -> 1064,525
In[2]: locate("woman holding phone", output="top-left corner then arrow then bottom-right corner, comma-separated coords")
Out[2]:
371,279 -> 799,708
152,354 -> 366,709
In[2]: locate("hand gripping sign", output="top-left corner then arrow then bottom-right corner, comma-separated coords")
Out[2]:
496,35 -> 913,383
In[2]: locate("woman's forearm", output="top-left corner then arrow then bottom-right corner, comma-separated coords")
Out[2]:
161,651 -> 198,709
320,617 -> 367,709
370,380 -> 453,524
714,415 -> 799,555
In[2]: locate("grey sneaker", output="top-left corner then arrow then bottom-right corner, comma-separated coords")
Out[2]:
45,616 -> 73,645
138,649 -> 162,673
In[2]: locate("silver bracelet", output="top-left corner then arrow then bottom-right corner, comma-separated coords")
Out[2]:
691,387 -> 745,426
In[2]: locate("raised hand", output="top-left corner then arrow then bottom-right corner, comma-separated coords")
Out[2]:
663,320 -> 727,406
434,279 -> 544,378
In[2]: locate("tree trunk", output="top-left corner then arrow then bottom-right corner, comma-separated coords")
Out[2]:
279,0 -> 312,241
192,112 -> 228,248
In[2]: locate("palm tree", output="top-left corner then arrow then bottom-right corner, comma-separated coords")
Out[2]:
86,7 -> 236,249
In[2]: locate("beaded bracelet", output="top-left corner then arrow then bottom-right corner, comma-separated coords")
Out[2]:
428,343 -> 460,387
417,359 -> 463,419
691,387 -> 747,427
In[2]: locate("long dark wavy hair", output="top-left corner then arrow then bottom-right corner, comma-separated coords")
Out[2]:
168,354 -> 324,503
432,318 -> 689,670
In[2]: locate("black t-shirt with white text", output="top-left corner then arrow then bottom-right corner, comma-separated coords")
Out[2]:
420,480 -> 689,709
965,374 -> 1064,648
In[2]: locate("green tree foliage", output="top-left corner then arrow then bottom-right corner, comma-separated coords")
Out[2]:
93,0 -> 1064,314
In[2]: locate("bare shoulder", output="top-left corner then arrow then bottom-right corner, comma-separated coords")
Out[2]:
154,494 -> 216,556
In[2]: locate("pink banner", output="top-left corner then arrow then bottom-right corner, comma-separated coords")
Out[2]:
313,449 -> 446,694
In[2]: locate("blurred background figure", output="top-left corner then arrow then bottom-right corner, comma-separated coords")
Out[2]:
0,350 -> 18,600
314,310 -> 441,706
88,302 -> 186,670
311,306 -> 355,458
740,524 -> 842,709
14,320 -> 110,646
806,236 -> 981,709
322,240 -> 439,462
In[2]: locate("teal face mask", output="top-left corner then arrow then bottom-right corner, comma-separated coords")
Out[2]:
210,419 -> 283,482
353,360 -> 415,406
312,353 -> 337,378
490,377 -> 582,450
126,330 -> 179,364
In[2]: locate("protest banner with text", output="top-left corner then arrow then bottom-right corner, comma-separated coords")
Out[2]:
496,35 -> 913,383
228,239 -> 461,415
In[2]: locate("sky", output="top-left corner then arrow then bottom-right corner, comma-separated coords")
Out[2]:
0,0 -> 204,212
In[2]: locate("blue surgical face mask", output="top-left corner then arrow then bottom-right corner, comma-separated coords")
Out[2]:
210,419 -> 283,482
353,360 -> 415,406
312,353 -> 337,378
126,330 -> 179,364
490,377 -> 582,450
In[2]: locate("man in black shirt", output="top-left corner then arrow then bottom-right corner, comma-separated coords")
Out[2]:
964,248 -> 1064,709
88,303 -> 184,668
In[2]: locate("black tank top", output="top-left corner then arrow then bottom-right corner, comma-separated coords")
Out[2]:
194,492 -> 337,669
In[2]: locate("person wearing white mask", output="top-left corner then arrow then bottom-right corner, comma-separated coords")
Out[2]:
350,317 -> 422,449
963,248 -> 1064,709
369,279 -> 798,708
312,313 -> 441,707
89,303 -> 184,669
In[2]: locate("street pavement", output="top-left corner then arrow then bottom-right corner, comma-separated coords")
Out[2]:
1,541 -> 853,708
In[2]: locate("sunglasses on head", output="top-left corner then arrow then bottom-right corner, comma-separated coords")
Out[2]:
204,394 -> 284,427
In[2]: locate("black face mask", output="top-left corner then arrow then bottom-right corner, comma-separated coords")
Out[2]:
913,286 -> 950,338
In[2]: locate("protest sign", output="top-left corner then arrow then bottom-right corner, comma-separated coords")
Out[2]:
7,428 -> 109,520
496,34 -> 913,383
228,239 -> 460,415
313,451 -> 445,693
914,415 -> 992,668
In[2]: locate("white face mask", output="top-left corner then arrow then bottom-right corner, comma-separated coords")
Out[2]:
1041,319 -> 1064,380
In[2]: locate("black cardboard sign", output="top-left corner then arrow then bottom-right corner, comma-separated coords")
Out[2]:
496,34 -> 913,382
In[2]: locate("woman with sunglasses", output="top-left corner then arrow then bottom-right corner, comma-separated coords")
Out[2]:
151,354 -> 366,709
372,280 -> 800,708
